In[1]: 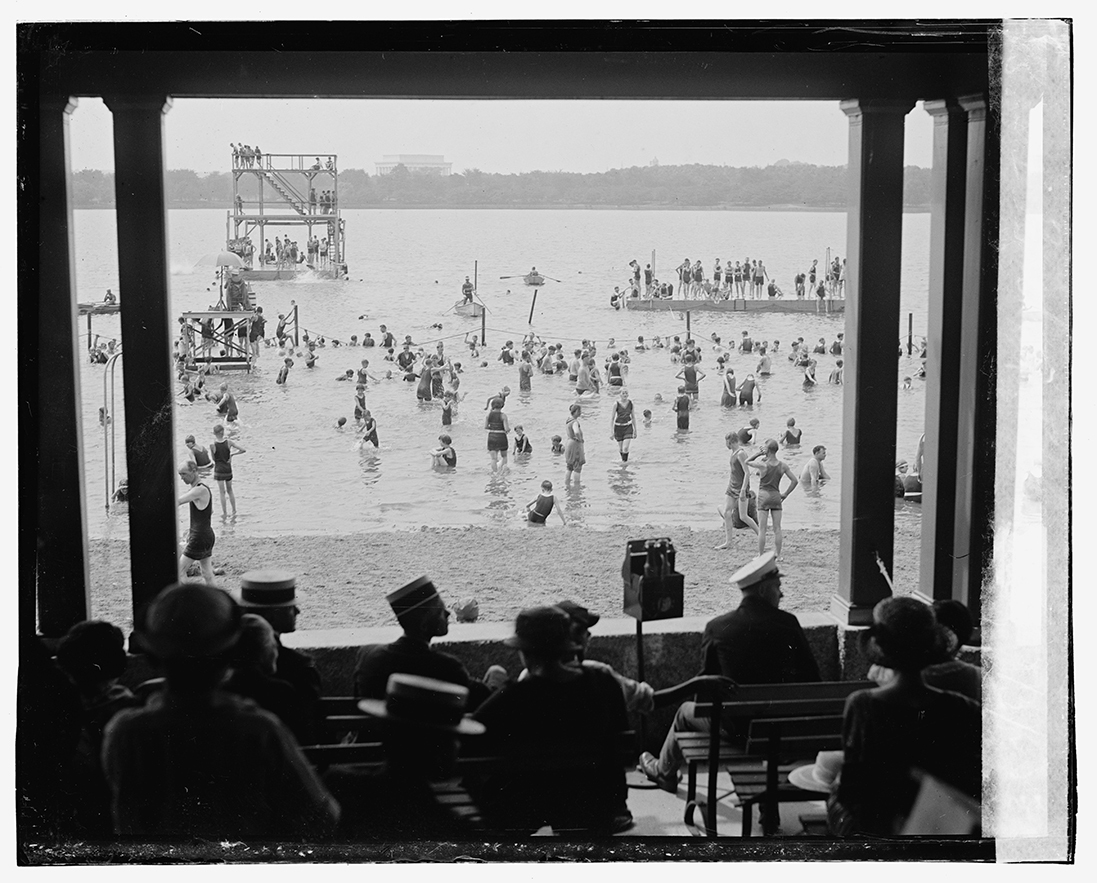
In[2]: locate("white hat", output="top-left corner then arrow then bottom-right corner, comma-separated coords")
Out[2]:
728,551 -> 779,590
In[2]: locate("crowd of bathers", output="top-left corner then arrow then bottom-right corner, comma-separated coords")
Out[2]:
612,254 -> 848,305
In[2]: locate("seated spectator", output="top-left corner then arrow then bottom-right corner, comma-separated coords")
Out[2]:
354,576 -> 491,710
638,551 -> 820,793
17,638 -> 83,840
225,614 -> 314,745
471,606 -> 630,836
327,673 -> 485,841
828,597 -> 982,837
923,600 -> 982,703
234,569 -> 322,743
102,582 -> 339,839
549,601 -> 732,716
54,620 -> 141,834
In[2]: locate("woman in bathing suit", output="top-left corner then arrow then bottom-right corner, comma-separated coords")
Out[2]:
610,390 -> 637,461
715,428 -> 760,550
564,402 -> 586,486
484,397 -> 510,473
721,369 -> 738,408
747,438 -> 799,559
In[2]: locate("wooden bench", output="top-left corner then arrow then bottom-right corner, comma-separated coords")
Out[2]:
302,697 -> 638,835
680,680 -> 873,838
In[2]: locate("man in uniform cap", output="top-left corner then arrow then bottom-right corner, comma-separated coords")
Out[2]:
235,569 -> 323,743
354,576 -> 490,710
638,551 -> 819,793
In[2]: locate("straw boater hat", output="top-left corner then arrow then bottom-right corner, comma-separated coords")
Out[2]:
728,551 -> 780,591
386,576 -> 444,624
861,596 -> 957,671
236,569 -> 298,609
358,673 -> 485,735
136,582 -> 242,660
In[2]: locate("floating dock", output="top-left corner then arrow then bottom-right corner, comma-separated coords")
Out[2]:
626,298 -> 845,314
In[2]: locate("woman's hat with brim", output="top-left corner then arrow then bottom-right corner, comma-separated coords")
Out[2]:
358,673 -> 485,736
861,597 -> 957,671
504,605 -> 573,657
555,600 -> 600,629
135,582 -> 242,660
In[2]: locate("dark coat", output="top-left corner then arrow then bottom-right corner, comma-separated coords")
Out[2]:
700,595 -> 821,684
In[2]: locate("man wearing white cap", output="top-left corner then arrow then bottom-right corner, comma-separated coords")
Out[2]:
638,551 -> 820,793
354,576 -> 489,710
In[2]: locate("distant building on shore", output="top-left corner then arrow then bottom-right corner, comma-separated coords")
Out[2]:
375,154 -> 452,176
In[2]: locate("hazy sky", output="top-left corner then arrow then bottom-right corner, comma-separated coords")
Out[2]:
69,97 -> 934,175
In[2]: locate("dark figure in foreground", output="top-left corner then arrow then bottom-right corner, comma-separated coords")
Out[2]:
102,582 -> 340,839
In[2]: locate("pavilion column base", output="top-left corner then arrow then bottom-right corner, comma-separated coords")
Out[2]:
829,593 -> 876,628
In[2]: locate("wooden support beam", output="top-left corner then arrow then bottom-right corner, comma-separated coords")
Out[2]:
831,99 -> 914,626
103,94 -> 179,614
917,99 -> 969,605
954,93 -> 999,622
32,95 -> 91,636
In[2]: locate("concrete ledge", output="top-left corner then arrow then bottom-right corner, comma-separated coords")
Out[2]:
123,611 -> 981,757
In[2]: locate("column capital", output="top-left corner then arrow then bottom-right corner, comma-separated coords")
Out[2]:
958,93 -> 989,120
40,95 -> 80,116
840,99 -> 917,119
102,94 -> 173,116
922,98 -> 964,118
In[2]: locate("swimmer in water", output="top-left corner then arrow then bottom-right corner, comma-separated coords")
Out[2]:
430,433 -> 457,468
800,444 -> 831,491
780,417 -> 802,446
642,409 -> 652,427
276,358 -> 292,385
335,417 -> 347,430
551,434 -> 564,454
359,410 -> 379,449
830,359 -> 844,384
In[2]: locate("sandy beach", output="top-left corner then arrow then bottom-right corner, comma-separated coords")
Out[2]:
89,519 -> 921,632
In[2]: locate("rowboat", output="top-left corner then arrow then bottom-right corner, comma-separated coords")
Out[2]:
524,273 -> 545,286
454,300 -> 484,318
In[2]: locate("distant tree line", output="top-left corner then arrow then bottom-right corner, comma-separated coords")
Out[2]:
71,162 -> 932,209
